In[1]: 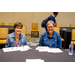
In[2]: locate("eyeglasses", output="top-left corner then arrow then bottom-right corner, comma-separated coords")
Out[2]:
47,26 -> 54,29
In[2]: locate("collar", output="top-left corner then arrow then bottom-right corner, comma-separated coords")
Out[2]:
12,32 -> 22,39
46,31 -> 55,39
52,14 -> 55,17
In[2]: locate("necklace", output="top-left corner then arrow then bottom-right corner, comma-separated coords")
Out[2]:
14,33 -> 20,46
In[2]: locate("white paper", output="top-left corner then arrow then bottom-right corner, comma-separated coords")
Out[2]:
36,46 -> 49,52
20,45 -> 31,51
12,47 -> 21,51
47,48 -> 63,53
3,47 -> 19,52
3,45 -> 31,52
36,46 -> 63,53
26,59 -> 44,62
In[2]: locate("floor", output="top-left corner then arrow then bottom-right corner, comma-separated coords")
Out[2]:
26,34 -> 40,46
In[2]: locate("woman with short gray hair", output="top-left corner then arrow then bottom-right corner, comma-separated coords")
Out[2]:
39,20 -> 62,49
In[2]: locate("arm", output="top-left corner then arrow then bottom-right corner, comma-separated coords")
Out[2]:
5,35 -> 10,48
23,35 -> 27,45
57,34 -> 62,49
39,35 -> 43,46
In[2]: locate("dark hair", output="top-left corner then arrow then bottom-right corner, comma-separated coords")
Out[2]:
53,12 -> 58,15
14,22 -> 23,28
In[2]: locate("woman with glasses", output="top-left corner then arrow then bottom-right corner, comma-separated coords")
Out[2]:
39,20 -> 62,49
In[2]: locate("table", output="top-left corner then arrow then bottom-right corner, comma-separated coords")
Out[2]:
0,25 -> 14,34
31,31 -> 39,37
60,27 -> 75,49
0,46 -> 75,62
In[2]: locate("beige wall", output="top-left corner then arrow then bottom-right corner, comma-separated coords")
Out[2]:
0,12 -> 75,35
56,12 -> 75,27
32,12 -> 52,36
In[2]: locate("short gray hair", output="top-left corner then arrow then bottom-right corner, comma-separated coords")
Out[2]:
46,20 -> 55,27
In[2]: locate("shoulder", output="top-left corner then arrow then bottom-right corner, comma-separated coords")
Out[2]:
41,32 -> 47,38
49,14 -> 54,18
41,32 -> 47,36
49,15 -> 55,19
54,31 -> 60,35
53,31 -> 61,37
7,32 -> 14,38
20,33 -> 26,38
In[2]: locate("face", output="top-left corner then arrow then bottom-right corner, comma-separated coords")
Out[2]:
47,23 -> 54,35
53,13 -> 58,17
14,26 -> 22,35
54,14 -> 58,17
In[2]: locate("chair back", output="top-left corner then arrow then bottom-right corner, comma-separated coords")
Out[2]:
32,23 -> 38,30
0,22 -> 4,25
70,24 -> 75,27
0,28 -> 8,39
21,25 -> 26,35
54,27 -> 60,34
72,30 -> 75,41
56,24 -> 62,27
9,23 -> 15,26
23,24 -> 25,26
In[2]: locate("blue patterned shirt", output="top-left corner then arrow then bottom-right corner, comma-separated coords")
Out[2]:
5,32 -> 27,47
39,31 -> 62,49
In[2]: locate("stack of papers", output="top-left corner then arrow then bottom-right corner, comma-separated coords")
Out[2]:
20,45 -> 31,51
3,47 -> 18,52
47,48 -> 63,53
3,45 -> 31,52
36,46 -> 63,53
26,59 -> 44,62
36,46 -> 49,52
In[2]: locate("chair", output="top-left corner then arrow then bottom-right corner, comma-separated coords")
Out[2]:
71,30 -> 75,45
21,25 -> 26,35
23,24 -> 25,26
56,24 -> 62,27
31,23 -> 39,37
0,28 -> 8,44
70,24 -> 75,27
9,23 -> 15,26
54,27 -> 60,34
32,23 -> 38,30
54,27 -> 64,41
0,22 -> 4,25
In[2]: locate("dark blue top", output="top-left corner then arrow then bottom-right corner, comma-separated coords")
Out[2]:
39,31 -> 62,49
45,14 -> 56,31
